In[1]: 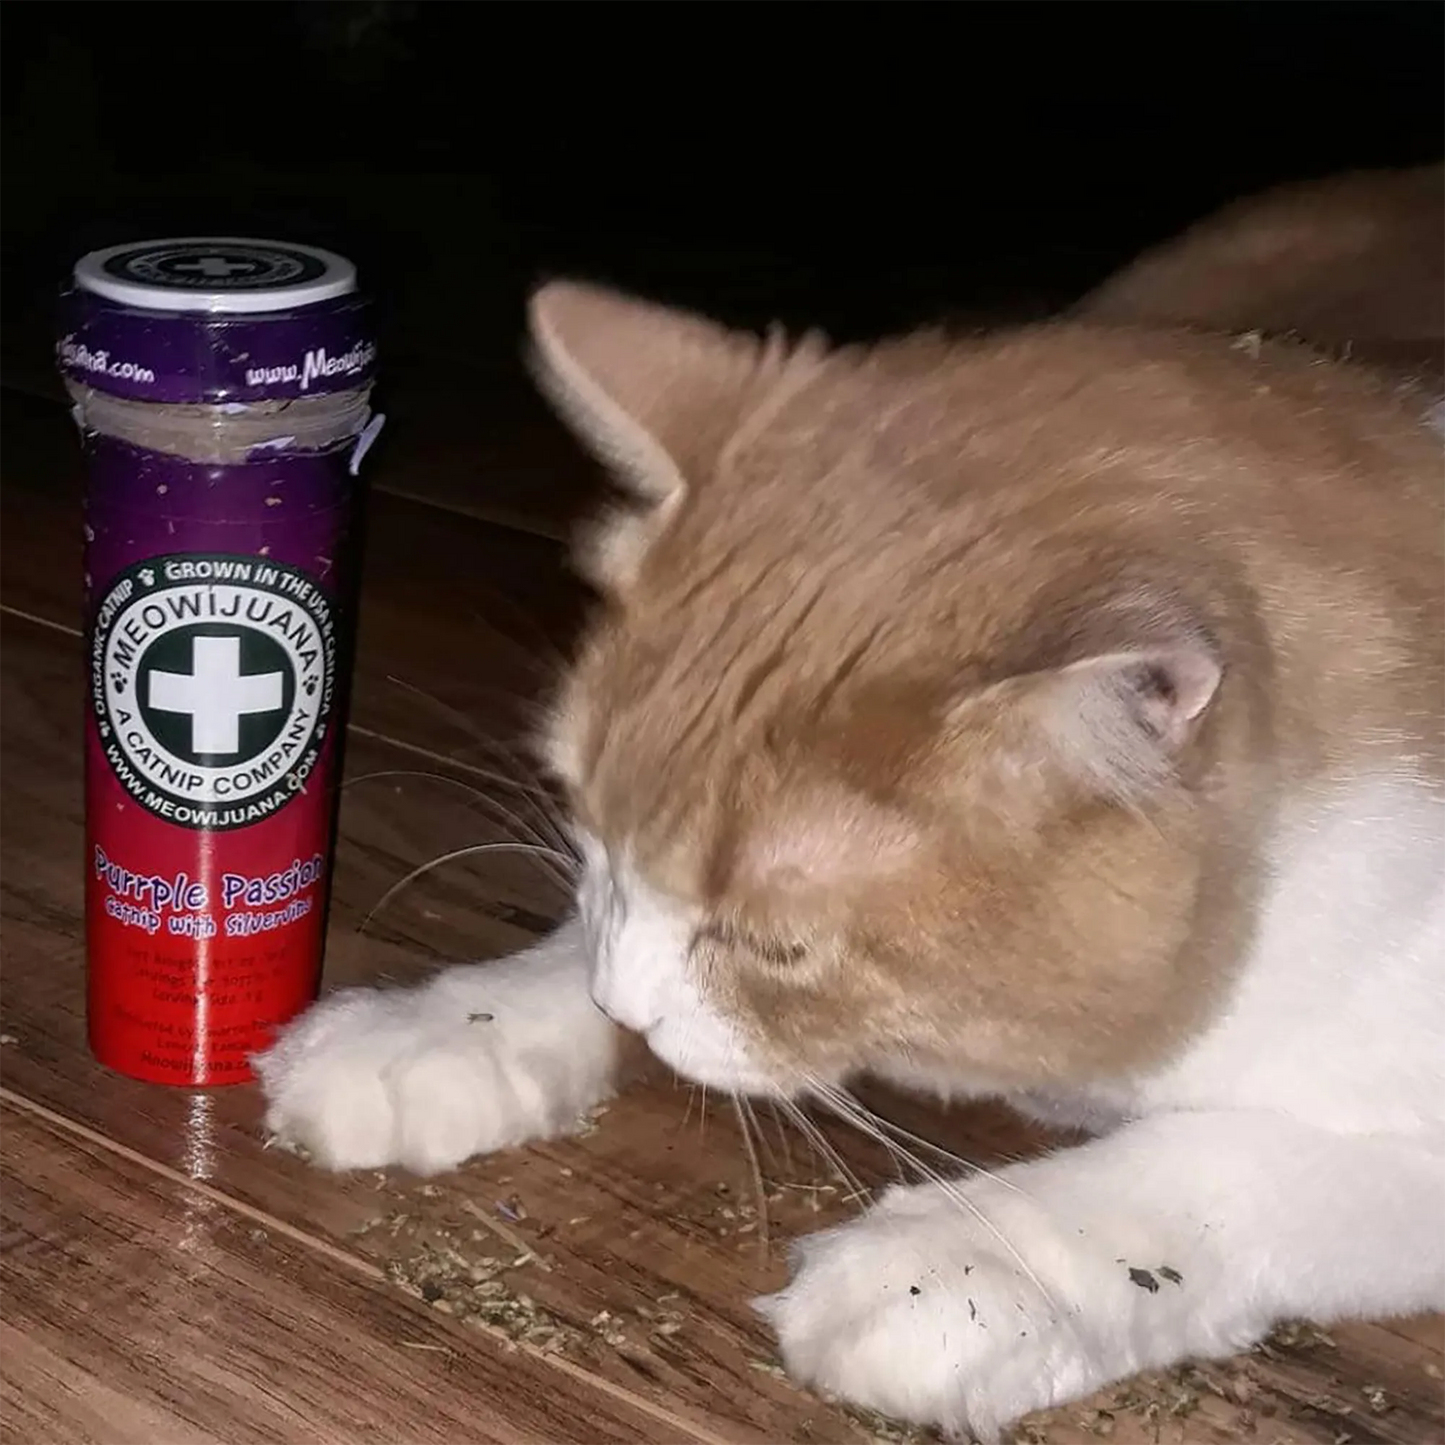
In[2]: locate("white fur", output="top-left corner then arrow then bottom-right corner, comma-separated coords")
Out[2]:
254,919 -> 616,1174
762,1114 -> 1445,1442
256,774 -> 1445,1436
763,774 -> 1445,1438
1018,775 -> 1445,1133
576,831 -> 775,1090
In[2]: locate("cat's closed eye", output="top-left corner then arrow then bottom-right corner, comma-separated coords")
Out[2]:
694,920 -> 808,967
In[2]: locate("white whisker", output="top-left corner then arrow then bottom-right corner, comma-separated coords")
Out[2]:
466,600 -> 570,675
360,842 -> 578,935
777,1098 -> 871,1205
831,1084 -> 1034,1190
384,676 -> 554,792
731,1094 -> 772,1251
806,1076 -> 1063,1320
341,767 -> 576,868
765,1099 -> 796,1173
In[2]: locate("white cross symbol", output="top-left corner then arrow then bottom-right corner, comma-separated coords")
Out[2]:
173,256 -> 255,278
148,635 -> 283,754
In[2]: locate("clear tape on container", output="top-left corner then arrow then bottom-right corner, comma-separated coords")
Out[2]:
66,380 -> 374,464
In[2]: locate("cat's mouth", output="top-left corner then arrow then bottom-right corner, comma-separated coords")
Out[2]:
639,1010 -> 785,1097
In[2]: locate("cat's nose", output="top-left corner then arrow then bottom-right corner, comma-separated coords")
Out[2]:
589,958 -> 664,1032
589,978 -> 659,1032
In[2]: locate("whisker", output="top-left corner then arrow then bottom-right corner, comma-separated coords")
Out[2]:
738,1096 -> 784,1174
375,687 -> 583,867
765,1099 -> 796,1173
513,792 -> 583,864
812,1082 -> 942,1185
384,677 -> 555,793
341,739 -> 581,899
344,759 -> 546,805
340,767 -> 578,874
466,787 -> 578,867
807,1077 -> 1063,1320
731,1094 -> 771,1253
777,1098 -> 871,1205
832,1085 -> 1033,1190
467,600 -> 570,675
803,1085 -> 914,1191
359,842 -> 578,935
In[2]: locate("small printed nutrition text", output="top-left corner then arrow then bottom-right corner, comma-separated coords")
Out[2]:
95,845 -> 325,939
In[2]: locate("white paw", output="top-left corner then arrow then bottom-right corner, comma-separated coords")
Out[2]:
254,925 -> 617,1174
759,1179 -> 1216,1442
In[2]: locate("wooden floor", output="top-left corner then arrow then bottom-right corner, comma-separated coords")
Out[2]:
1,385 -> 1441,1445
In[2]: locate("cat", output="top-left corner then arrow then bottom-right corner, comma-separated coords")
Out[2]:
256,201 -> 1445,1438
1077,162 -> 1444,384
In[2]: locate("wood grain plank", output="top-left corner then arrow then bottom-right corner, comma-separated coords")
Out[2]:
4,420 -> 1441,1444
0,1101 -> 711,1445
371,369 -> 609,542
5,622 -> 1440,1445
0,606 -> 888,1443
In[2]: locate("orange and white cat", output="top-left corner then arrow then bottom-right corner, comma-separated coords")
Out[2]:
258,174 -> 1444,1438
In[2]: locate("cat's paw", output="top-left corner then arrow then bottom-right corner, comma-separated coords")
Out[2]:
254,935 -> 617,1174
759,1179 -> 1208,1442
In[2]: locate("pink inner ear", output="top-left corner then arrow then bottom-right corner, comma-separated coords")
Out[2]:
740,788 -> 919,892
1032,640 -> 1223,800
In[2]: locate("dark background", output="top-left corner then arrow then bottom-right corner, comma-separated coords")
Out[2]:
2,2 -> 1441,518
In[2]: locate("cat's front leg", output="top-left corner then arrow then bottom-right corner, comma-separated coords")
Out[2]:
254,918 -> 620,1174
761,1111 -> 1445,1442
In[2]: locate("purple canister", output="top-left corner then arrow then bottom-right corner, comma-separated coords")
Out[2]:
60,238 -> 380,1087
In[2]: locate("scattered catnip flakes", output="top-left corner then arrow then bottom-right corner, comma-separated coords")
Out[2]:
387,1240 -> 583,1355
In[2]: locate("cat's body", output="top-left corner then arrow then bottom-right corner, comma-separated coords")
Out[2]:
257,175 -> 1444,1439
1078,162 -> 1444,378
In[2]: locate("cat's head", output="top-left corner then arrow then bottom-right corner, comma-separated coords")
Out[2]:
529,282 -> 1255,1101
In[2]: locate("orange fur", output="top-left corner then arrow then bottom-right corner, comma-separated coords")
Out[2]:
1077,163 -> 1444,385
530,259 -> 1441,1096
257,177 -> 1445,1439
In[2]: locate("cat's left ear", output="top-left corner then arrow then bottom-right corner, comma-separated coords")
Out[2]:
1016,637 -> 1224,800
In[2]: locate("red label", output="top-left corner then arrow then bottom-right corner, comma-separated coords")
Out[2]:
85,552 -> 341,1085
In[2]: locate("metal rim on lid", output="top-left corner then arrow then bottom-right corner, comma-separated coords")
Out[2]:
74,237 -> 357,314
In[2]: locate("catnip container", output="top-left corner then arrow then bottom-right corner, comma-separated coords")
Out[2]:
60,238 -> 382,1086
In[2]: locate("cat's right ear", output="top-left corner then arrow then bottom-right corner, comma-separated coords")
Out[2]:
528,282 -> 820,590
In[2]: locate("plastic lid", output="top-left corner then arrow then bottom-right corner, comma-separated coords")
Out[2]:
73,237 -> 357,315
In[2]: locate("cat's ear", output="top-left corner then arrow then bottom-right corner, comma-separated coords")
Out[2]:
1002,636 -> 1223,801
529,281 -> 771,506
529,282 -> 822,590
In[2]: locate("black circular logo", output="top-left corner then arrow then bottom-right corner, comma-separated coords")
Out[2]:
102,242 -> 327,292
91,553 -> 338,830
137,623 -> 299,768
